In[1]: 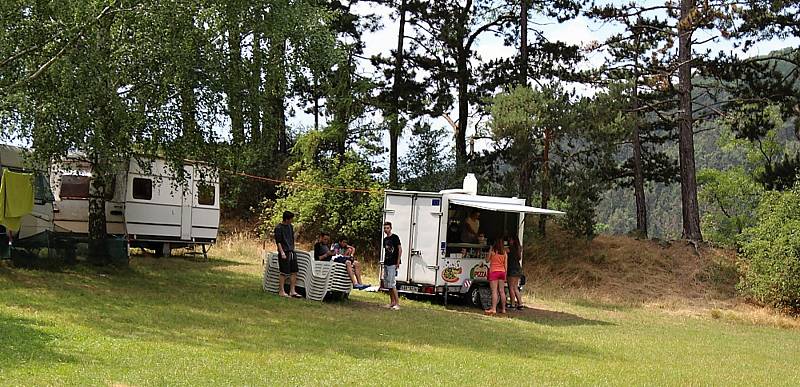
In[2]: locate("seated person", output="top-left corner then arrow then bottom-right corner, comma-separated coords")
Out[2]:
314,232 -> 334,261
460,209 -> 481,243
332,237 -> 355,258
331,237 -> 369,290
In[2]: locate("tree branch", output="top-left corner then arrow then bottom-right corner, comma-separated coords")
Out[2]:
17,4 -> 116,86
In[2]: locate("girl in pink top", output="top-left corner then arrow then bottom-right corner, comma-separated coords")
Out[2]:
485,239 -> 507,315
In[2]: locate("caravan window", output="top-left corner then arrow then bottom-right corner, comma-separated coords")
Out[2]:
104,177 -> 116,200
132,178 -> 153,200
197,182 -> 215,206
59,175 -> 115,200
60,175 -> 90,199
34,173 -> 55,202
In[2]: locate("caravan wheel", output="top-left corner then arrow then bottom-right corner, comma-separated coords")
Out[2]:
153,243 -> 171,258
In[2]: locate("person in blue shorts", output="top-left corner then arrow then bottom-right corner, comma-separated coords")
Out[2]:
382,222 -> 402,310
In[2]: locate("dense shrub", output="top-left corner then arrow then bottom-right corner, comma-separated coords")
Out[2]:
259,151 -> 384,258
738,186 -> 800,313
698,167 -> 764,247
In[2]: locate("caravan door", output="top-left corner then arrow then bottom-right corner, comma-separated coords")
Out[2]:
191,165 -> 220,242
409,195 -> 442,285
180,165 -> 193,241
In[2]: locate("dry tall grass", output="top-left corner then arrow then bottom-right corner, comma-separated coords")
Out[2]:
524,226 -> 738,306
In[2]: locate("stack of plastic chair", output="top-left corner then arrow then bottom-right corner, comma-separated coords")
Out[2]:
328,261 -> 353,294
293,250 -> 312,290
262,252 -> 282,293
304,259 -> 332,301
262,250 -> 353,301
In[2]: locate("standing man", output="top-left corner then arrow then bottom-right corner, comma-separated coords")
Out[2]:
274,211 -> 301,298
382,222 -> 402,310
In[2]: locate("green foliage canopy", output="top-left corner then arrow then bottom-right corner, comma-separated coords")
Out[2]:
260,131 -> 384,252
738,184 -> 800,313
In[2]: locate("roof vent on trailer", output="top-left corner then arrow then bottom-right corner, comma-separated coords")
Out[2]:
463,173 -> 478,195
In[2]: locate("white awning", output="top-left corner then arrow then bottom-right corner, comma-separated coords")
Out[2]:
449,199 -> 565,215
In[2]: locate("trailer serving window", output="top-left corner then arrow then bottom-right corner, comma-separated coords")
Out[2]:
132,177 -> 153,200
446,204 -> 520,247
444,198 -> 564,257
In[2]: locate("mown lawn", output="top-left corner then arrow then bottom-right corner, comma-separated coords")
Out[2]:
1,250 -> 799,386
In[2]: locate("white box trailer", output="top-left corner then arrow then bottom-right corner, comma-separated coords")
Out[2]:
51,156 -> 220,256
381,175 -> 564,305
0,145 -> 55,239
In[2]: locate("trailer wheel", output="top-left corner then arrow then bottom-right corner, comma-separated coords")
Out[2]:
470,285 -> 492,310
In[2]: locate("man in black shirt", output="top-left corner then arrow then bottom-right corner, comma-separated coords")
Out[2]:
382,222 -> 402,310
274,211 -> 300,298
314,232 -> 334,261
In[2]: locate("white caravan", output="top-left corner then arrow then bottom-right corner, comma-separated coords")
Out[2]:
51,156 -> 220,256
0,145 -> 55,239
381,174 -> 564,305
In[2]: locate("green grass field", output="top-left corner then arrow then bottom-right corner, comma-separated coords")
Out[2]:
2,245 -> 799,386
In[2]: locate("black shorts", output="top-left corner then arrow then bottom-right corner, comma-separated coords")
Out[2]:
333,256 -> 353,264
279,251 -> 299,275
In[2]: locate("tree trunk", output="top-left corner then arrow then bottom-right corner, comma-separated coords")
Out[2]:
538,128 -> 551,236
313,77 -> 320,131
88,6 -> 114,265
88,156 -> 109,265
677,0 -> 703,241
519,157 -> 534,203
274,40 -> 288,154
249,31 -> 263,144
631,33 -> 647,238
265,38 -> 288,154
388,0 -> 407,189
455,51 -> 469,167
631,97 -> 648,237
226,11 -> 245,145
519,0 -> 528,86
180,83 -> 197,139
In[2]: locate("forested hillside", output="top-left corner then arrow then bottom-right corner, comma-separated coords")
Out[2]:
597,123 -> 747,239
598,53 -> 799,239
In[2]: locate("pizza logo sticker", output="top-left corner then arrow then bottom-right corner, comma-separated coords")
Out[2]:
470,263 -> 488,280
441,260 -> 462,283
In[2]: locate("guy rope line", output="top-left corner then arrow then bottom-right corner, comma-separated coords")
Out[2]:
227,170 -> 384,194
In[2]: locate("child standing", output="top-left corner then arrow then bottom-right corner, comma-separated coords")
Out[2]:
485,239 -> 507,315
